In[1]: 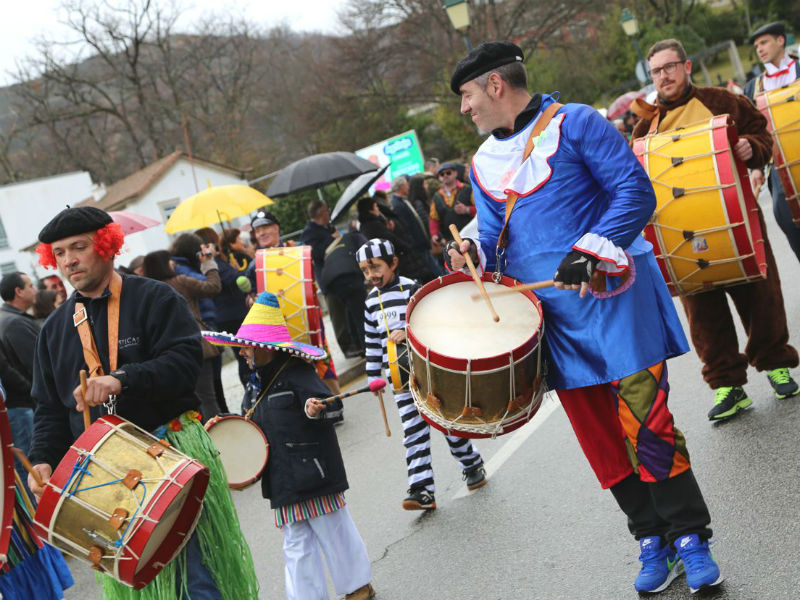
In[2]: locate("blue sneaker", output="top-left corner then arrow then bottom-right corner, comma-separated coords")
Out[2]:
675,534 -> 724,593
634,536 -> 684,593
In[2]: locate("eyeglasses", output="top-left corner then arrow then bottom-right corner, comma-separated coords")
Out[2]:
650,61 -> 684,79
438,170 -> 455,177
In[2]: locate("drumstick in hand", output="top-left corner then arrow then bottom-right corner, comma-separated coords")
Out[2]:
449,224 -> 500,323
321,379 -> 387,404
471,279 -> 556,300
80,370 -> 91,431
376,388 -> 391,437
11,447 -> 44,487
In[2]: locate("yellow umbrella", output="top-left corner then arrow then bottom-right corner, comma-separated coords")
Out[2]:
164,185 -> 274,234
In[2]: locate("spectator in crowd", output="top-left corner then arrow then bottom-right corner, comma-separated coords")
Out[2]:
390,176 -> 439,281
301,199 -> 366,359
358,196 -> 430,282
429,162 -> 476,245
370,189 -> 399,229
171,233 -> 228,412
142,249 -> 222,421
38,274 -> 67,304
424,157 -> 440,175
195,227 -> 252,387
32,289 -> 61,323
128,255 -> 145,275
0,271 -> 40,482
221,227 -> 252,271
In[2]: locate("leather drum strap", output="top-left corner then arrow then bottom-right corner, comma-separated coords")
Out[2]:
72,272 -> 122,377
494,102 -> 563,279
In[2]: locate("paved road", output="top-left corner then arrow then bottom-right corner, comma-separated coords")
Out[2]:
65,190 -> 800,599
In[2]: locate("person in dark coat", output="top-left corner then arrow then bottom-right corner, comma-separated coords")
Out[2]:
204,292 -> 375,600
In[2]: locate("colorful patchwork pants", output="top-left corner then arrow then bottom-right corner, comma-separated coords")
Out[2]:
394,390 -> 483,493
558,363 -> 712,543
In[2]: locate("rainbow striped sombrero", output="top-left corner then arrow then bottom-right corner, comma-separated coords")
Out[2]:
202,292 -> 326,361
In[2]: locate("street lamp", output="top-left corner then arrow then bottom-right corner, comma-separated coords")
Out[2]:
620,8 -> 649,83
444,0 -> 473,51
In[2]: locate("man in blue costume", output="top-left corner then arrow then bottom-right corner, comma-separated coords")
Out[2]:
447,41 -> 723,595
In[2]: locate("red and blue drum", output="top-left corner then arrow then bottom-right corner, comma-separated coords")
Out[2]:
34,415 -> 209,589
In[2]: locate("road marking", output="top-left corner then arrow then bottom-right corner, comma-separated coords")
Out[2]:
452,391 -> 560,500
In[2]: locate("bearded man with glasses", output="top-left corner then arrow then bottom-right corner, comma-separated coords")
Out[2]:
429,161 -> 475,245
632,38 -> 799,422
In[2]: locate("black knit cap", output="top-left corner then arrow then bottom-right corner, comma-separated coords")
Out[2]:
748,22 -> 786,44
38,206 -> 113,244
450,41 -> 524,94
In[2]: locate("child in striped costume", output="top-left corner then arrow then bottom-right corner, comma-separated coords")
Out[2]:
357,238 -> 487,510
205,292 -> 375,600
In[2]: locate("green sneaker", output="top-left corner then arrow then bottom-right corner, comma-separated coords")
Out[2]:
708,386 -> 752,421
766,368 -> 800,399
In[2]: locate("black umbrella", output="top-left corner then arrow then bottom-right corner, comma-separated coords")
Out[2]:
266,152 -> 379,198
330,164 -> 390,222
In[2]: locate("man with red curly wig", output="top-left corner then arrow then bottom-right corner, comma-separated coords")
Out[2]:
27,206 -> 259,600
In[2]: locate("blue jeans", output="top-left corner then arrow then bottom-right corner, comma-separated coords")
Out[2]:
176,531 -> 223,600
8,407 -> 33,485
770,166 -> 800,264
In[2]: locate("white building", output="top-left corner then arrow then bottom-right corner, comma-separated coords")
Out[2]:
78,152 -> 249,269
0,171 -> 99,279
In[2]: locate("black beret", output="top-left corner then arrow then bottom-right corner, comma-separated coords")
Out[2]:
38,206 -> 113,244
450,41 -> 524,94
748,22 -> 786,44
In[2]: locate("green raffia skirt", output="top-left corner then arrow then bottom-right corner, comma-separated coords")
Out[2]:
98,411 -> 259,600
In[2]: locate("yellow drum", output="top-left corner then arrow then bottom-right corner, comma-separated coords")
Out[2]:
255,246 -> 323,347
387,340 -> 410,392
633,115 -> 766,296
757,80 -> 800,224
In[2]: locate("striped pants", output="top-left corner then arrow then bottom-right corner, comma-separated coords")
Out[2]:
394,390 -> 483,493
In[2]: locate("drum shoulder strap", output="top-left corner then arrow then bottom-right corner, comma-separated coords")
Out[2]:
72,272 -> 122,378
498,101 -> 563,250
244,359 -> 292,420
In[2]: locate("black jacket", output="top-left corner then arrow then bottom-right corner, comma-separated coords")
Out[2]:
0,304 -> 41,409
29,275 -> 203,468
359,213 -> 430,282
242,354 -> 347,508
212,258 -> 249,327
300,221 -> 336,290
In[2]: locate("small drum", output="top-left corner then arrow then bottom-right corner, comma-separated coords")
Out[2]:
757,81 -> 800,224
34,415 -> 209,589
406,273 -> 546,438
0,394 -> 17,563
204,415 -> 269,490
633,115 -> 767,296
387,340 -> 410,391
255,246 -> 323,347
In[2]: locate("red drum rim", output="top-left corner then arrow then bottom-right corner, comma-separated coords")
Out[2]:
34,415 -> 210,589
204,415 -> 269,490
406,272 -> 544,373
0,395 -> 17,564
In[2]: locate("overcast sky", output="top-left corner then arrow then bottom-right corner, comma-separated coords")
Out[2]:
0,0 -> 346,85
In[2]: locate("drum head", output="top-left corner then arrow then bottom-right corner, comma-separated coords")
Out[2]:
206,417 -> 269,488
408,280 -> 541,359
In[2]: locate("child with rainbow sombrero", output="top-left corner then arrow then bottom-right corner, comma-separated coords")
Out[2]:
204,292 -> 375,600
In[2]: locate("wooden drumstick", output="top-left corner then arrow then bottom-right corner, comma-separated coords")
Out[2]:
471,279 -> 556,300
80,369 -> 91,431
11,447 -> 44,487
448,224 -> 500,323
376,388 -> 391,437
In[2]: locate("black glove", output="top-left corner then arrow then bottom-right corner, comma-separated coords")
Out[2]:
553,250 -> 600,286
443,238 -> 478,271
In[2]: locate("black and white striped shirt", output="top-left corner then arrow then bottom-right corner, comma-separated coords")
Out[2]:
363,275 -> 421,380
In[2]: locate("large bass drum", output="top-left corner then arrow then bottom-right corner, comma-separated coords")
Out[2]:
633,114 -> 766,296
406,273 -> 546,439
756,80 -> 800,224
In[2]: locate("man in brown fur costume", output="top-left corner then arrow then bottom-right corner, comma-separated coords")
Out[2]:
632,38 -> 799,422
